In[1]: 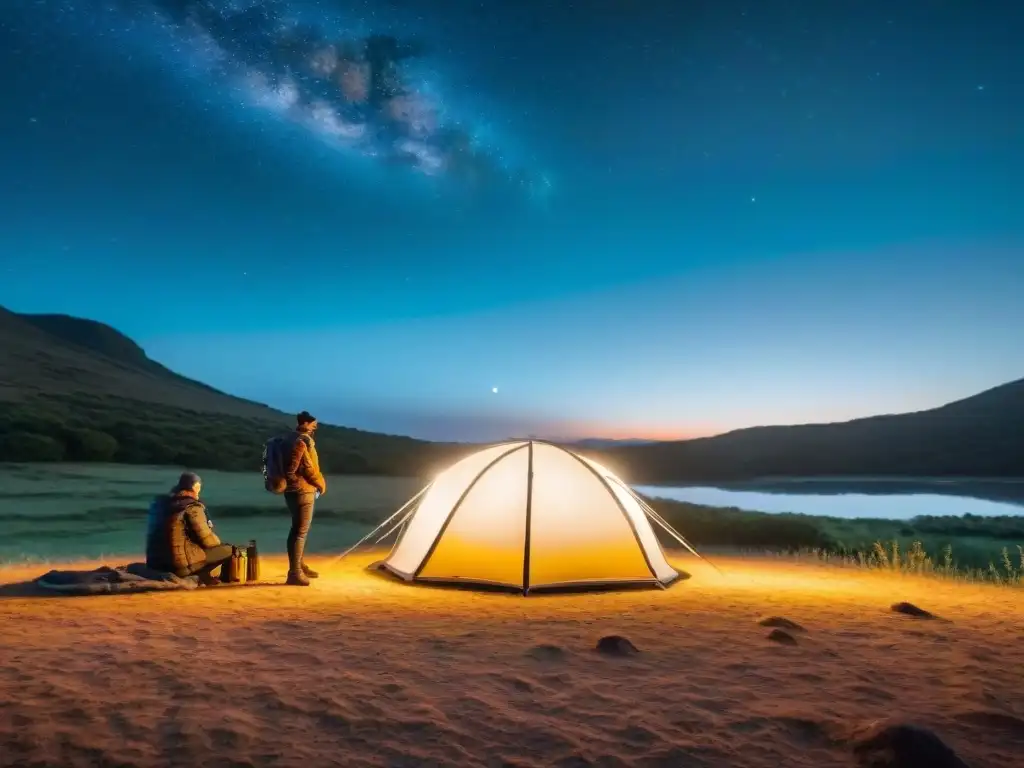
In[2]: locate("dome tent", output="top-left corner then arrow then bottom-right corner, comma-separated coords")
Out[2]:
347,440 -> 698,594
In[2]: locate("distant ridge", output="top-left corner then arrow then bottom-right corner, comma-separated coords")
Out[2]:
1,304 -> 1021,479
606,378 -> 1024,482
570,437 -> 660,449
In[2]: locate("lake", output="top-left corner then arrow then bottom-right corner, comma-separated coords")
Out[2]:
635,479 -> 1024,520
3,463 -> 1024,561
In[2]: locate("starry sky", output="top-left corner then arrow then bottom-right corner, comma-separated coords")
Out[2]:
1,0 -> 1022,442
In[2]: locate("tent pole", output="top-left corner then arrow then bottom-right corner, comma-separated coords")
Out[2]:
617,482 -> 724,576
331,482 -> 432,562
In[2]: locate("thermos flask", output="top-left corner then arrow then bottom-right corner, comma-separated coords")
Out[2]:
246,539 -> 260,582
236,547 -> 248,585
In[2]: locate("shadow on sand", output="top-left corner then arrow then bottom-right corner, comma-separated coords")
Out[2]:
0,580 -> 287,600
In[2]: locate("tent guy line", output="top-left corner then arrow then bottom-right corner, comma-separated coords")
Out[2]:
330,481 -> 433,562
608,476 -> 724,576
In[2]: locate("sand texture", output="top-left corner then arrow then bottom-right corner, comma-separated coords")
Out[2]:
1,552 -> 1023,767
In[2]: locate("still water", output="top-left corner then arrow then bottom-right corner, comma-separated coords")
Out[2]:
633,480 -> 1024,520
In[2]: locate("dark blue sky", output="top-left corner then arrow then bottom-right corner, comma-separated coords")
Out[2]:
2,0 -> 1022,441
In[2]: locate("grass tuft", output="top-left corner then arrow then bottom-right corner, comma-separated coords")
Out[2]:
806,539 -> 1022,587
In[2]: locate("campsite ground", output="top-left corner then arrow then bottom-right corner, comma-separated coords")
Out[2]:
1,551 -> 1022,767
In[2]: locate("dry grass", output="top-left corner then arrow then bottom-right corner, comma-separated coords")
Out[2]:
803,539 -> 1024,587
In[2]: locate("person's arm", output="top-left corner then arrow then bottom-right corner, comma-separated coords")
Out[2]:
306,443 -> 327,495
184,502 -> 221,548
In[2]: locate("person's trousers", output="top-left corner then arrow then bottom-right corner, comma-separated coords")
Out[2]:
285,491 -> 316,574
181,544 -> 234,580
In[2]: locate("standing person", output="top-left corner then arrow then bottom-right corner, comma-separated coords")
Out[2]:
283,411 -> 327,586
145,472 -> 236,586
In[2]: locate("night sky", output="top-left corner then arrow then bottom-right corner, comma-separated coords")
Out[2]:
1,0 -> 1022,442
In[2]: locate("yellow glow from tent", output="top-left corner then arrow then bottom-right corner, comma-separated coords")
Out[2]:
386,442 -> 524,576
382,441 -> 679,589
527,443 -> 651,586
419,444 -> 530,585
577,455 -> 678,583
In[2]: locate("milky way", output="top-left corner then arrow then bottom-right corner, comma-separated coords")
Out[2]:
124,0 -> 548,197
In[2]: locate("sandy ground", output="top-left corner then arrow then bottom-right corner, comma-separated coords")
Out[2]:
1,551 -> 1022,768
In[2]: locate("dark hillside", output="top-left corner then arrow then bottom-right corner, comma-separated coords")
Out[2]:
0,306 -> 464,474
606,378 -> 1024,482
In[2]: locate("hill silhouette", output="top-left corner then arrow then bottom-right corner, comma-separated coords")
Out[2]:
1,306 -> 1021,480
0,306 -> 462,474
607,378 -> 1024,482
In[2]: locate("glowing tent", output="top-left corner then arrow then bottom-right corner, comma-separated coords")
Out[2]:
345,440 -> 699,594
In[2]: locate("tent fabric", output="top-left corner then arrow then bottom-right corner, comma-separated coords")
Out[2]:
374,440 -> 679,593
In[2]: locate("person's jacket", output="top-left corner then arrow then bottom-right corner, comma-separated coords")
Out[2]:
145,488 -> 222,576
284,426 -> 327,494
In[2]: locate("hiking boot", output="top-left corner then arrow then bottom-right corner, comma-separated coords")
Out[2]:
286,570 -> 310,586
198,574 -> 221,587
301,561 -> 319,579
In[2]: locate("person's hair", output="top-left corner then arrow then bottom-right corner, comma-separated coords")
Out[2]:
297,410 -> 317,425
174,471 -> 202,491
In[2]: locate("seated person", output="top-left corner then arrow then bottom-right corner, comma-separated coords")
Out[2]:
145,471 -> 235,585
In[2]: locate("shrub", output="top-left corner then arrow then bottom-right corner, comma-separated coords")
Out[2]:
0,393 -> 457,474
0,431 -> 66,462
64,428 -> 119,462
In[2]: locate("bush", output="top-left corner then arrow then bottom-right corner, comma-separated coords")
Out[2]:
0,431 -> 66,462
0,392 -> 462,475
651,498 -> 836,551
64,428 -> 119,462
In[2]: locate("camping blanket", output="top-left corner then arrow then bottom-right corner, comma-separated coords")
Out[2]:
35,563 -> 199,595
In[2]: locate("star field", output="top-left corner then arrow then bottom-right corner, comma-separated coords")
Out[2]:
1,0 -> 1022,441
35,0 -> 549,199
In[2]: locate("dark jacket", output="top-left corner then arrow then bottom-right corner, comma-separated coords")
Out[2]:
284,425 -> 327,494
145,489 -> 222,576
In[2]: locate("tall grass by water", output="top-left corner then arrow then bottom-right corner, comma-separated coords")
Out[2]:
806,539 -> 1024,587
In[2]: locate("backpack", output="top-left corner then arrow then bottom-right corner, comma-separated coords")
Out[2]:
144,495 -> 186,566
145,496 -> 167,548
262,433 -> 314,494
261,436 -> 289,494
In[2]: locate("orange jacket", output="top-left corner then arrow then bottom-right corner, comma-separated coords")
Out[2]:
284,427 -> 327,494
